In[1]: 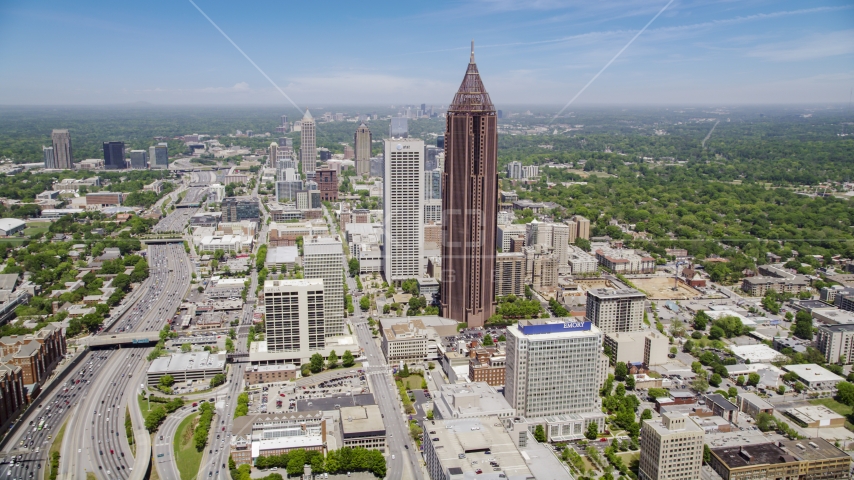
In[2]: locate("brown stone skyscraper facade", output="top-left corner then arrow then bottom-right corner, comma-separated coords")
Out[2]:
441,43 -> 498,328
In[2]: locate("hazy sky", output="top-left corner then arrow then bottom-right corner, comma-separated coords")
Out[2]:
0,0 -> 852,106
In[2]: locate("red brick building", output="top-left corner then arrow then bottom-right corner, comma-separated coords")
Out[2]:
0,324 -> 67,389
316,167 -> 338,201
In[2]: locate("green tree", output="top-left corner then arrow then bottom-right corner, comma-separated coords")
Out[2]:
310,353 -> 324,373
359,296 -> 370,311
641,409 -> 652,421
683,339 -> 694,353
348,258 -> 360,277
736,375 -> 745,386
181,343 -> 192,353
342,350 -> 355,368
614,362 -> 628,381
534,424 -> 547,442
483,334 -> 494,346
709,373 -> 722,387
835,381 -> 854,406
747,372 -> 761,387
708,326 -> 724,340
647,388 -> 668,399
625,375 -> 635,390
159,375 -> 175,388
210,373 -> 227,388
327,350 -> 338,369
585,422 -> 598,440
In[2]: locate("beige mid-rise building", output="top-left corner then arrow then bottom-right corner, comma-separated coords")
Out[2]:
586,288 -> 646,334
639,412 -> 704,480
495,252 -> 525,297
300,110 -> 316,174
570,215 -> 590,241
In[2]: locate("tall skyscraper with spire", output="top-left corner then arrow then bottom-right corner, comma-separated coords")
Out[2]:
354,122 -> 372,177
441,42 -> 499,328
300,110 -> 316,176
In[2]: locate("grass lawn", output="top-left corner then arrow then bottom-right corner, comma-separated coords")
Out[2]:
138,394 -> 152,415
24,226 -> 49,237
45,420 -> 67,480
86,473 -> 97,480
174,413 -> 204,480
580,456 -> 599,473
400,375 -> 426,390
810,398 -> 853,416
0,238 -> 27,246
617,451 -> 640,464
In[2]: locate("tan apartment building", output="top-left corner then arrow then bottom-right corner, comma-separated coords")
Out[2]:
639,412 -> 704,480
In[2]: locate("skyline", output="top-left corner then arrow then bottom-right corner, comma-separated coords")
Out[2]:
0,0 -> 852,106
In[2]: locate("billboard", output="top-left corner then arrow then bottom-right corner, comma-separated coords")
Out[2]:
519,320 -> 592,335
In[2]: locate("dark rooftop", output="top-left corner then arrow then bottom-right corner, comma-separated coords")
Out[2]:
711,442 -> 793,469
705,393 -> 737,411
296,393 -> 375,413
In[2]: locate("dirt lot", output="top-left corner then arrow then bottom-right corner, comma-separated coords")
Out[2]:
630,276 -> 701,300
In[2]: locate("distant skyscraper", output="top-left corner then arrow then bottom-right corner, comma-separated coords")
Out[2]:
390,117 -> 408,138
354,123 -> 372,177
43,146 -> 56,169
269,142 -> 278,168
303,240 -> 345,340
51,129 -> 73,169
103,141 -> 126,170
149,143 -> 168,169
436,135 -> 444,149
129,150 -> 148,169
300,110 -> 316,175
441,43 -> 499,328
275,114 -> 290,133
507,161 -> 523,179
383,138 -> 424,283
497,110 -> 503,119
424,146 -> 439,171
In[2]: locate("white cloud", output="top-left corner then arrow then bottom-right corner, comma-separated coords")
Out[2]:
746,30 -> 854,62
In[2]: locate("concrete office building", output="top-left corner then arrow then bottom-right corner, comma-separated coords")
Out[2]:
354,122 -> 372,176
103,141 -> 125,169
494,252 -> 525,297
230,411 -> 326,466
303,240 -> 345,340
300,110 -> 316,175
506,161 -> 523,179
523,244 -> 559,289
51,129 -> 73,169
383,137 -> 424,283
432,382 -> 515,421
441,45 -> 498,328
505,319 -> 604,418
43,146 -> 56,169
526,220 -> 570,273
422,416 -> 535,480
816,323 -> 854,364
149,143 -> 168,169
264,279 -> 325,353
569,215 -> 590,241
340,405 -> 386,451
496,224 -> 527,253
129,149 -> 148,169
639,413 -> 704,480
586,288 -> 646,334
603,330 -> 669,366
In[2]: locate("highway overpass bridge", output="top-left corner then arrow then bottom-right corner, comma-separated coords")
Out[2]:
140,237 -> 184,245
82,331 -> 161,348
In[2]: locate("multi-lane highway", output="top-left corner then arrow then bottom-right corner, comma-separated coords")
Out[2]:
60,242 -> 191,479
153,207 -> 199,233
352,314 -> 423,480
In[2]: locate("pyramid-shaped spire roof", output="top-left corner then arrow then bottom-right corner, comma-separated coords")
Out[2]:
303,109 -> 313,121
449,41 -> 494,113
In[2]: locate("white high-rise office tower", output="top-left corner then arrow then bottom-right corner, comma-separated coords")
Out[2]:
300,110 -> 316,175
505,319 -> 604,418
585,288 -> 646,334
423,169 -> 442,224
383,137 -> 424,283
303,240 -> 345,340
43,146 -> 56,169
51,129 -> 73,169
264,279 -> 325,352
